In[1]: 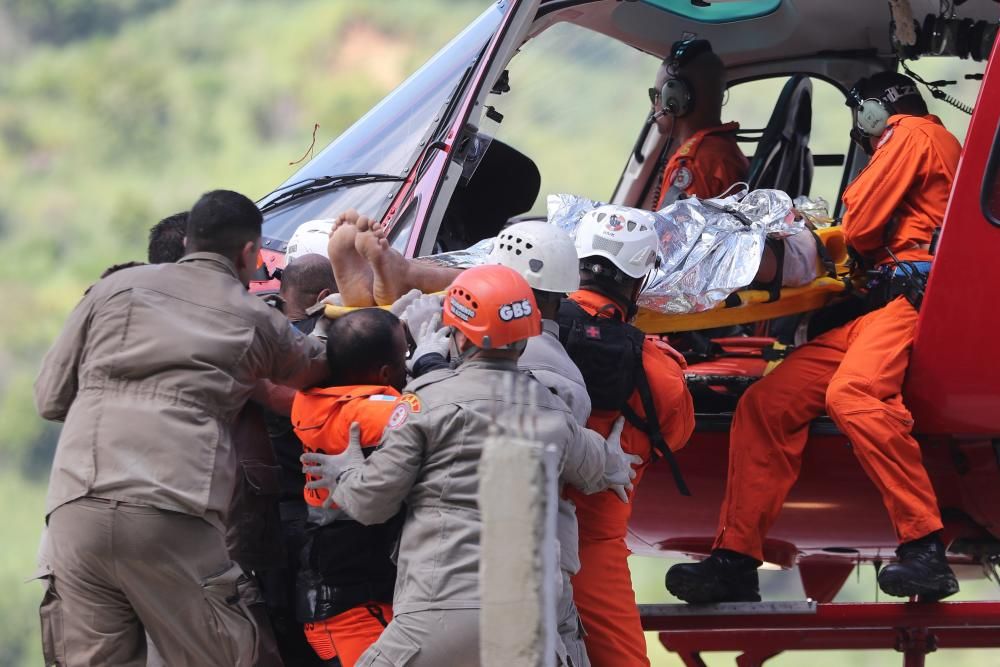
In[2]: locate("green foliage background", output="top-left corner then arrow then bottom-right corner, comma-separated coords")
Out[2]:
0,1 -> 995,665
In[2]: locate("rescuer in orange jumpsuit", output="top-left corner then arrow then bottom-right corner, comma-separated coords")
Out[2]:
648,39 -> 749,208
291,308 -> 409,666
666,72 -> 962,603
563,206 -> 695,667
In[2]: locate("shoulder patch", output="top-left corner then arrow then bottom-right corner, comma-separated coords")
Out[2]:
677,142 -> 693,156
671,166 -> 693,190
398,393 -> 422,413
387,393 -> 422,430
387,403 -> 410,430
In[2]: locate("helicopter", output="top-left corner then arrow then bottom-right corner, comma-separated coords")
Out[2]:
254,1 -> 1000,664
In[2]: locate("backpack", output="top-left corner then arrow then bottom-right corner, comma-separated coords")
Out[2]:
557,299 -> 690,496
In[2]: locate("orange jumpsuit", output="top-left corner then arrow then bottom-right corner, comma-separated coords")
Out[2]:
656,122 -> 749,208
715,115 -> 962,562
292,385 -> 401,667
566,290 -> 695,667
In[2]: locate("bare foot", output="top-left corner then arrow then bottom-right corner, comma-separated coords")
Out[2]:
327,212 -> 375,307
353,213 -> 375,234
356,222 -> 461,305
355,222 -> 410,306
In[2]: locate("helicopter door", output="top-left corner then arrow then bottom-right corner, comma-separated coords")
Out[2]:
404,0 -> 542,259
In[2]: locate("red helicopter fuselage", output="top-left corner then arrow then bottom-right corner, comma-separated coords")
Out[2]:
256,0 -> 1000,576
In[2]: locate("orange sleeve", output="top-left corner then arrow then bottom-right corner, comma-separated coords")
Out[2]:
711,155 -> 749,199
688,165 -> 715,199
705,168 -> 731,200
689,138 -> 748,200
664,153 -> 714,200
641,339 -> 695,452
841,129 -> 923,255
660,158 -> 717,201
657,160 -> 693,207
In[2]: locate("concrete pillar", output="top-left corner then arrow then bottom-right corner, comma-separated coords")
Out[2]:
479,377 -> 558,667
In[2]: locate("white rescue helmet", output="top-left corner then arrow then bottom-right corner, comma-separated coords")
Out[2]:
575,205 -> 660,279
487,221 -> 581,294
286,219 -> 334,263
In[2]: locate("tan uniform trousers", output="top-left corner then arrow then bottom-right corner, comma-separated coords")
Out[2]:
356,609 -> 479,667
557,570 -> 590,667
40,497 -> 261,667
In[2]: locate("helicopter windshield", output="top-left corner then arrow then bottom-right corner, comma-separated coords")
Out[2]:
262,3 -> 504,245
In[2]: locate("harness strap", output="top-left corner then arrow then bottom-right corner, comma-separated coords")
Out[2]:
365,603 -> 389,628
623,361 -> 691,497
559,297 -> 689,495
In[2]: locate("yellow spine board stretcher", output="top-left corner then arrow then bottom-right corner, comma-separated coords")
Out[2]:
633,276 -> 847,333
324,303 -> 395,318
325,228 -> 852,334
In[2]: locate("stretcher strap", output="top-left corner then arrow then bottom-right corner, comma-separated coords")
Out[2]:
810,230 -> 838,278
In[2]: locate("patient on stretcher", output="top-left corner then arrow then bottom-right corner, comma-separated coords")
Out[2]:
322,193 -> 836,317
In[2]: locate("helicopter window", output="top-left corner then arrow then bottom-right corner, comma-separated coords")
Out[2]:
482,22 -> 657,215
725,76 -> 852,207
261,3 -> 503,245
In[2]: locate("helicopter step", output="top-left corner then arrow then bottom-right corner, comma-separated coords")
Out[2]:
640,600 -> 1000,667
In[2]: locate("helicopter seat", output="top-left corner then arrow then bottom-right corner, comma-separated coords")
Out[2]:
745,74 -> 815,198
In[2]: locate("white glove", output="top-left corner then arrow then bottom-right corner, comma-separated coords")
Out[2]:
301,421 -> 365,508
624,452 -> 643,476
408,313 -> 450,372
603,416 -> 637,504
389,289 -> 423,317
401,293 -> 444,336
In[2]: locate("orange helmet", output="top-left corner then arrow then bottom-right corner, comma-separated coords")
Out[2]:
443,265 -> 541,350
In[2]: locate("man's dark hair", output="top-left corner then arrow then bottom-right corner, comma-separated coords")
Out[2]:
579,255 -> 643,316
281,254 -> 337,300
532,288 -> 562,315
326,309 -> 404,384
860,72 -> 928,116
579,256 -> 639,293
84,261 -> 146,294
148,212 -> 188,263
185,190 -> 263,257
100,261 -> 146,278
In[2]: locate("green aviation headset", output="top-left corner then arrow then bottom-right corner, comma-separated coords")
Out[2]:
658,39 -> 713,118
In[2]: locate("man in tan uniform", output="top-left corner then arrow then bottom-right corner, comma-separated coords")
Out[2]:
34,190 -> 327,667
303,265 -> 633,666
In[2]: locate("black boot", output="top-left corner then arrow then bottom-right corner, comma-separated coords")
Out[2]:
877,532 -> 959,602
665,549 -> 762,603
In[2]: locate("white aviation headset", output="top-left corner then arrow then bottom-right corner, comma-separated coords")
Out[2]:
848,78 -> 920,137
